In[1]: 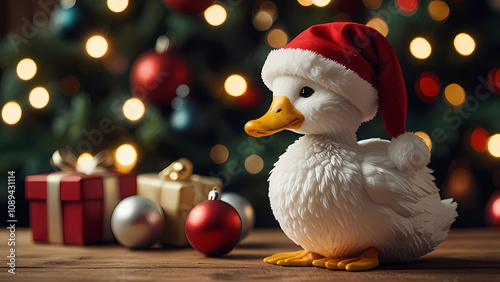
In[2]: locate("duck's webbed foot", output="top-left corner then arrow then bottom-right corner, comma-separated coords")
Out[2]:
264,250 -> 323,266
312,247 -> 379,271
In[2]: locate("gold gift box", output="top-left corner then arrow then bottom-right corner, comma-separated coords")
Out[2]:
137,159 -> 222,246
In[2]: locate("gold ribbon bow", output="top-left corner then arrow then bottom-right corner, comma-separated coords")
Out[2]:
158,158 -> 193,182
50,149 -> 113,175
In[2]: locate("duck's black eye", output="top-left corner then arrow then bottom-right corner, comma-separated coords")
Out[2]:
300,86 -> 314,98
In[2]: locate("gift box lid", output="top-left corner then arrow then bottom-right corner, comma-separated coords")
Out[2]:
25,172 -> 136,201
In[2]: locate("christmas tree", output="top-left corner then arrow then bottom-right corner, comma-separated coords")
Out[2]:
1,0 -> 500,228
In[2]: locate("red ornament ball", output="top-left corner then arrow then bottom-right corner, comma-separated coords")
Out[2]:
186,196 -> 242,256
162,0 -> 215,15
130,50 -> 191,106
485,191 -> 500,228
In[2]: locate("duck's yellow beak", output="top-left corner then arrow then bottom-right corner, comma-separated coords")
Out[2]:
245,95 -> 304,137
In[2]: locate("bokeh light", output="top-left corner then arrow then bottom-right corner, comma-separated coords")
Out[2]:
16,58 -> 37,80
487,134 -> 500,158
366,18 -> 389,37
487,68 -> 500,95
61,0 -> 76,9
29,87 -> 50,109
77,153 -> 93,167
297,0 -> 314,6
204,4 -> 227,26
415,71 -> 440,103
210,144 -> 229,164
454,33 -> 475,56
2,102 -> 22,125
444,83 -> 466,106
363,0 -> 383,9
245,154 -> 264,174
414,131 -> 432,150
410,37 -> 432,59
428,0 -> 450,21
60,75 -> 81,96
123,98 -> 145,121
253,11 -> 274,31
224,74 -> 247,97
115,144 -> 137,168
471,128 -> 489,153
443,161 -> 475,210
397,0 -> 419,11
86,35 -> 108,58
266,28 -> 288,48
176,84 -> 190,98
312,0 -> 331,7
103,51 -> 129,75
261,1 -> 278,17
489,0 -> 500,12
107,0 -> 128,13
239,87 -> 263,111
492,197 -> 500,217
396,0 -> 419,16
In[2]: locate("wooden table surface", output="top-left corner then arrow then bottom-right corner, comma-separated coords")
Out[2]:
1,228 -> 499,281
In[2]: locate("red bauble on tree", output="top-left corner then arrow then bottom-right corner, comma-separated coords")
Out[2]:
130,50 -> 191,106
162,0 -> 215,15
185,188 -> 242,257
485,190 -> 500,228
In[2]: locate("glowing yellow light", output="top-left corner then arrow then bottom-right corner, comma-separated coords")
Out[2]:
428,0 -> 450,22
210,144 -> 229,164
107,0 -> 128,13
444,83 -> 466,106
366,18 -> 389,37
224,74 -> 247,97
414,131 -> 432,150
77,153 -> 94,167
297,0 -> 314,6
454,33 -> 475,56
312,0 -> 331,7
29,87 -> 50,109
363,0 -> 383,9
410,37 -> 432,59
123,98 -> 145,121
115,144 -> 137,166
253,11 -> 273,31
266,28 -> 288,48
16,58 -> 37,80
2,102 -> 22,125
487,134 -> 500,158
86,35 -> 108,58
204,4 -> 227,26
245,154 -> 264,174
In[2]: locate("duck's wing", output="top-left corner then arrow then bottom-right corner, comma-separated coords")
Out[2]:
359,138 -> 439,218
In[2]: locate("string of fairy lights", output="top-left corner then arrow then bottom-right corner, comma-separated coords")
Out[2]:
2,0 -> 500,175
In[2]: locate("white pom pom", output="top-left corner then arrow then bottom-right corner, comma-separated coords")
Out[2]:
388,132 -> 431,173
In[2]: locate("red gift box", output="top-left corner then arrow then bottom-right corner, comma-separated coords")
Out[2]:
25,171 -> 136,244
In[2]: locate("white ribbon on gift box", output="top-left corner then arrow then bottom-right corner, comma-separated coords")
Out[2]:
46,149 -> 120,243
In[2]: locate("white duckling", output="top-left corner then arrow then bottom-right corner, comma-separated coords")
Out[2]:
245,23 -> 457,271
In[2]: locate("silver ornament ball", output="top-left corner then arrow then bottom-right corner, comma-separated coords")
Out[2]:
111,196 -> 165,248
221,193 -> 255,240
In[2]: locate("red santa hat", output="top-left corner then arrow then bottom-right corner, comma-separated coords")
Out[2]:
261,22 -> 407,138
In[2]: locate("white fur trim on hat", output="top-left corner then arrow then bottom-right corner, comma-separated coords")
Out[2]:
261,48 -> 378,122
388,132 -> 431,173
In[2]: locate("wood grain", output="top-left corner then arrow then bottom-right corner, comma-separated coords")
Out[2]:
1,228 -> 499,281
